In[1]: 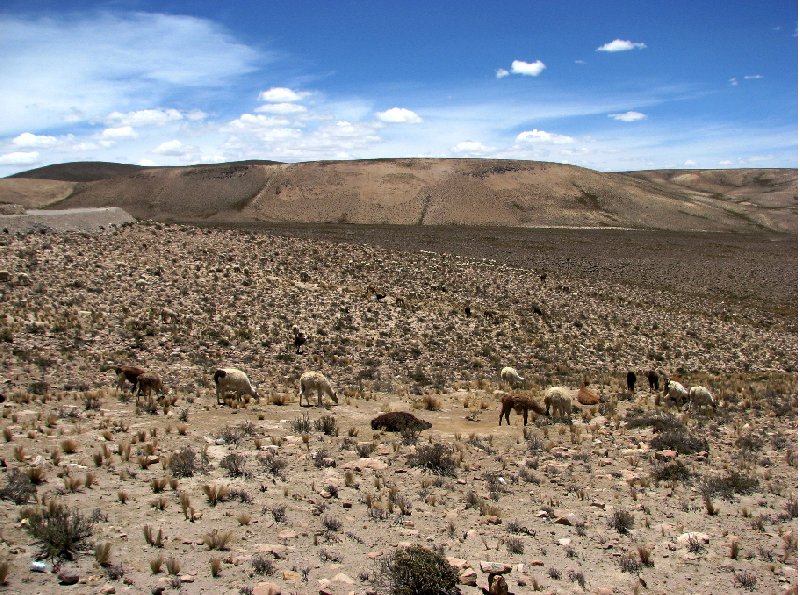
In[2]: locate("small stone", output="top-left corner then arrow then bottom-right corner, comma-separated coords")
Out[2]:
100,585 -> 116,594
558,538 -> 572,546
180,575 -> 194,583
655,450 -> 678,461
330,572 -> 355,584
479,561 -> 512,574
367,551 -> 383,559
529,559 -> 544,566
252,582 -> 281,595
282,570 -> 299,582
58,571 -> 80,585
459,569 -> 478,586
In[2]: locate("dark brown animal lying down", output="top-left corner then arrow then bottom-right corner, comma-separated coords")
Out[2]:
371,411 -> 432,432
499,393 -> 546,426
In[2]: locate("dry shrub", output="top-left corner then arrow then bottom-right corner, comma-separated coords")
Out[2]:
24,502 -> 94,559
373,545 -> 459,595
0,469 -> 36,504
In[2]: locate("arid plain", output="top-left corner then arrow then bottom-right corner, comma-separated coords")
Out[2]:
0,159 -> 796,594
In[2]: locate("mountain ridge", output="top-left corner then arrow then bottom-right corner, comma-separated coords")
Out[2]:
3,159 -> 796,233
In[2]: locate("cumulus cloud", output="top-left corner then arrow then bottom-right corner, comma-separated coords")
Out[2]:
376,107 -> 422,124
258,87 -> 309,102
515,129 -> 574,144
153,139 -> 185,155
255,102 -> 308,115
227,114 -> 291,130
496,68 -> 510,79
511,59 -> 546,76
451,140 -> 492,155
100,126 -> 138,139
12,132 -> 58,147
106,108 -> 183,127
597,39 -> 647,52
0,151 -> 39,165
609,111 -> 647,122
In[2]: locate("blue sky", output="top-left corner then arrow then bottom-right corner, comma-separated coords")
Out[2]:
0,1 -> 796,176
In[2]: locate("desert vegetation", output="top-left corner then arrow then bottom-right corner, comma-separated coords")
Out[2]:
0,220 -> 795,593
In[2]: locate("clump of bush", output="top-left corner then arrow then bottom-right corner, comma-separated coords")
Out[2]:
650,429 -> 708,454
169,446 -> 205,478
408,443 -> 456,477
24,502 -> 95,559
699,471 -> 759,501
374,545 -> 459,595
314,415 -> 338,436
625,410 -> 683,433
0,469 -> 36,504
651,460 -> 692,483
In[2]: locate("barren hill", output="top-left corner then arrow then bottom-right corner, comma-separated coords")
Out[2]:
5,159 -> 797,232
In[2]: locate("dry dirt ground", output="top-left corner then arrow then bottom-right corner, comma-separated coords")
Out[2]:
0,221 -> 796,595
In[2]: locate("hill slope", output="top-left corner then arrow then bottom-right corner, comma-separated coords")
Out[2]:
5,159 -> 797,232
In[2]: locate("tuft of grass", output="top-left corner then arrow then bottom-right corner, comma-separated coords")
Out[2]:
210,556 -> 222,577
314,415 -> 338,436
203,483 -> 229,507
203,529 -> 232,551
150,554 -> 164,574
61,438 -> 78,454
94,542 -> 112,566
165,557 -> 181,576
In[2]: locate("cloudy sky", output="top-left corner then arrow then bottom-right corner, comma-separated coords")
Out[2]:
0,1 -> 796,176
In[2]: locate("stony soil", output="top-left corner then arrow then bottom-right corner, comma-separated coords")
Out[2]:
0,221 -> 796,595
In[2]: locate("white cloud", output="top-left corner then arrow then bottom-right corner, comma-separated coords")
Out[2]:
496,68 -> 510,79
0,12 -> 261,136
0,151 -> 39,165
574,59 -> 587,65
258,87 -> 309,102
597,39 -> 647,52
255,103 -> 308,115
153,139 -> 185,155
12,132 -> 58,147
100,126 -> 138,139
744,74 -> 764,80
609,111 -> 647,122
227,114 -> 291,130
451,140 -> 492,155
511,59 -> 546,76
729,77 -> 739,86
186,109 -> 207,121
515,129 -> 574,144
107,108 -> 183,127
683,159 -> 697,166
376,107 -> 422,124
719,159 -> 733,165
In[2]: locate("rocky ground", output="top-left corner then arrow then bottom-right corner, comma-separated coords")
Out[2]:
0,221 -> 796,594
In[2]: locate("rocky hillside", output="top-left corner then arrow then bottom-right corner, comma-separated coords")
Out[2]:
4,159 -> 796,232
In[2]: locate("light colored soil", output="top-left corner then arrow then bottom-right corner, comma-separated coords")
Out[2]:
0,221 -> 795,594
